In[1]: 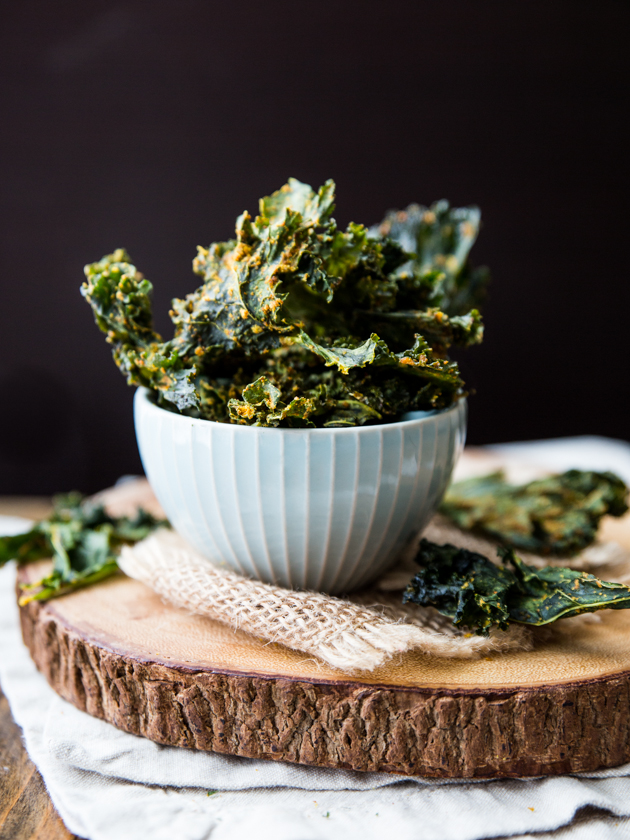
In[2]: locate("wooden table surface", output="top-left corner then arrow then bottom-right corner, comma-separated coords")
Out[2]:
0,688 -> 78,840
0,497 -> 78,839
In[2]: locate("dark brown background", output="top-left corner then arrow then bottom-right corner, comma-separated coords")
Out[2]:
1,0 -> 628,494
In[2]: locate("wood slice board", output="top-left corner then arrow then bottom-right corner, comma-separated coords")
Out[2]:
16,466 -> 630,780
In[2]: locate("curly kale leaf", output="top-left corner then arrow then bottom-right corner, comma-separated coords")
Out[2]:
228,375 -> 325,427
171,179 -> 340,361
320,222 -> 403,316
357,307 -> 484,354
226,368 -> 384,428
82,250 -> 198,410
257,176 -> 336,230
404,540 -> 513,632
373,200 -> 489,316
441,470 -> 629,557
174,240 -> 280,358
403,539 -> 630,634
293,331 -> 462,390
223,329 -> 463,427
0,492 -> 167,603
235,207 -> 334,326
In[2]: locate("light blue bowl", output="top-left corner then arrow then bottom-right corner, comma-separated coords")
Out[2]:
134,388 -> 466,594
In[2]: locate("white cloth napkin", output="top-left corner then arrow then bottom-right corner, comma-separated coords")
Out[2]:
2,436 -> 630,840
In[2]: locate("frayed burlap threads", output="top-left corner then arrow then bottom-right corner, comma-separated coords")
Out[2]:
119,529 -> 532,674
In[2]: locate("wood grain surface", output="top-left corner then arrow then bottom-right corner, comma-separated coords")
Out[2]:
0,688 -> 78,840
0,498 -> 78,840
17,477 -> 630,779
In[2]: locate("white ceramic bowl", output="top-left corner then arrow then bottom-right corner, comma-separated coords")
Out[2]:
134,388 -> 466,593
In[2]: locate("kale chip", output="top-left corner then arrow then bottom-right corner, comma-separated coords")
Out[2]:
441,470 -> 629,557
404,539 -> 630,635
82,179 -> 487,427
0,493 -> 167,603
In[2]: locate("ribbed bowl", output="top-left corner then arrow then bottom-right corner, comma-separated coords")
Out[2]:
134,388 -> 466,593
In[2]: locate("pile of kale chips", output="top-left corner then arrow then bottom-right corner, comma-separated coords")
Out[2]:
78,178 -> 630,638
82,178 -> 486,427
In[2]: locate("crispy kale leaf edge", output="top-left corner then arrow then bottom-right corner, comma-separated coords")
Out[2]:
404,538 -> 630,635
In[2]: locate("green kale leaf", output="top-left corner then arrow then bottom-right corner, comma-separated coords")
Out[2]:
372,200 -> 490,315
81,250 -> 198,411
403,539 -> 630,634
0,492 -> 167,603
441,470 -> 629,557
